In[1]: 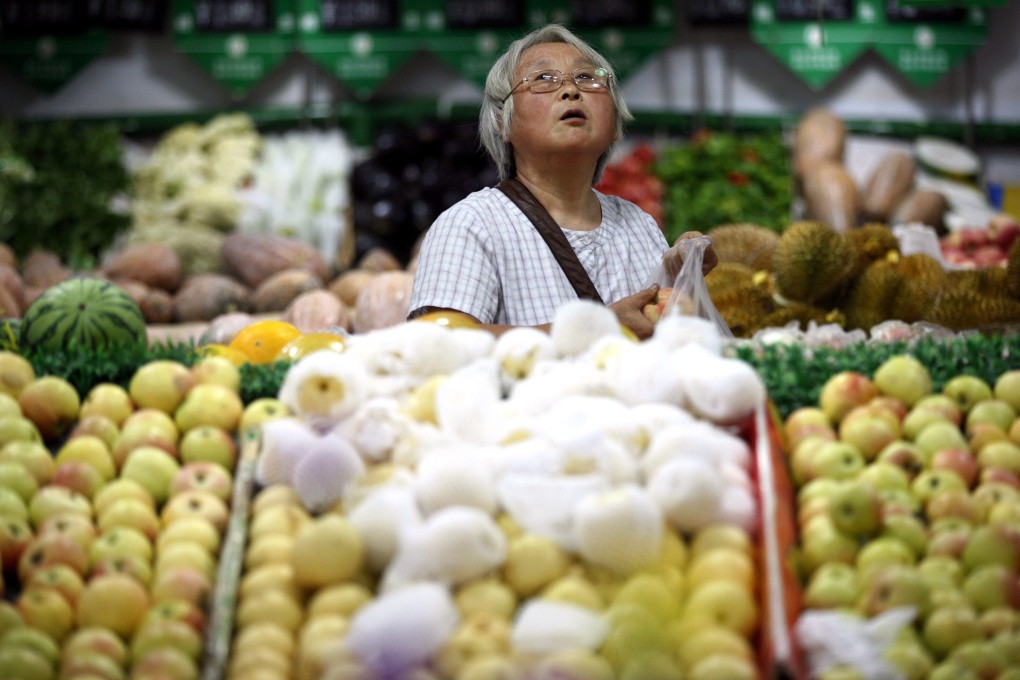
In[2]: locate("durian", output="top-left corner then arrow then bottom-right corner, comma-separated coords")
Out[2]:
928,288 -> 1020,331
706,223 -> 780,272
889,253 -> 949,323
844,222 -> 900,279
1006,238 -> 1020,298
772,221 -> 855,306
842,259 -> 903,331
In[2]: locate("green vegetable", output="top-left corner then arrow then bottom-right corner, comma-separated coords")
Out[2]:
0,119 -> 129,268
654,130 -> 793,243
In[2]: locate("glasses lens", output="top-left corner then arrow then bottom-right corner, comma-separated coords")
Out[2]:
528,70 -> 561,93
574,67 -> 608,91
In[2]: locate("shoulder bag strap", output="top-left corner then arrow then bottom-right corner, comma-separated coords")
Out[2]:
496,178 -> 604,304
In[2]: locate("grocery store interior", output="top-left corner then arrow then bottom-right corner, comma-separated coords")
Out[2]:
2,2 -> 1020,680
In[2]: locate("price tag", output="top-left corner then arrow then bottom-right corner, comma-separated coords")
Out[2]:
0,0 -> 89,36
445,0 -> 523,29
883,0 -> 965,22
774,0 -> 855,21
172,0 -> 295,96
687,0 -> 751,25
319,0 -> 400,31
90,0 -> 170,32
570,0 -> 652,27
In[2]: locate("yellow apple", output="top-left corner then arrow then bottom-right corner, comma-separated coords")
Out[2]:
160,490 -> 229,534
0,459 -> 39,502
231,621 -> 295,659
190,355 -> 241,392
76,573 -> 150,639
174,383 -> 243,433
1,626 -> 60,668
155,517 -> 221,557
249,503 -> 311,540
120,446 -> 181,504
90,553 -> 153,588
67,414 -> 120,452
112,410 -> 180,467
245,534 -> 296,571
97,497 -> 161,541
28,485 -> 92,528
0,351 -> 35,397
682,580 -> 759,637
250,484 -> 302,516
150,566 -> 212,608
689,524 -> 753,559
0,439 -> 55,485
50,461 -> 105,500
79,382 -> 134,427
130,646 -> 199,680
238,563 -> 301,603
131,619 -> 204,663
178,426 -> 237,472
61,626 -> 128,667
93,478 -> 155,516
18,532 -> 90,583
291,514 -> 364,589
235,589 -> 304,633
154,541 -> 217,582
17,585 -> 74,642
239,398 -> 291,438
88,526 -> 153,567
26,563 -> 85,608
169,461 -> 233,503
54,435 -> 116,482
685,547 -> 756,592
0,646 -> 53,680
129,360 -> 196,414
18,375 -> 80,442
307,583 -> 373,620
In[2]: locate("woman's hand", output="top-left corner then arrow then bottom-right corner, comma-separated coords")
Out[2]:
662,231 -> 719,279
610,284 -> 660,340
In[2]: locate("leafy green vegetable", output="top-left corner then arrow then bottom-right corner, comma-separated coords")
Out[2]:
654,130 -> 793,243
0,119 -> 130,268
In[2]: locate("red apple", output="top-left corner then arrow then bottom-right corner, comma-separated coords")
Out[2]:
37,512 -> 97,552
0,514 -> 32,570
50,461 -> 105,500
17,530 -> 90,583
931,448 -> 979,487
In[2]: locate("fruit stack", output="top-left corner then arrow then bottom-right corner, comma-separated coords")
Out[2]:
225,302 -> 776,679
783,355 -> 1020,678
0,350 -> 244,680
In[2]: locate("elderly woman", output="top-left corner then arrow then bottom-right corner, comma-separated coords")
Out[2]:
408,24 -> 715,338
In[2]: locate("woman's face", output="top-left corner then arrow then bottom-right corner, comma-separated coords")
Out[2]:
506,42 -> 617,166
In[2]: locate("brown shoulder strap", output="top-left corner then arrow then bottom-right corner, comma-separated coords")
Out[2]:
496,178 -> 604,304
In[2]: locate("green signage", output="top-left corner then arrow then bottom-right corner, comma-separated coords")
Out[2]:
751,0 -> 990,89
172,0 -> 296,97
0,31 -> 110,93
296,0 -> 419,99
872,3 -> 988,87
750,1 -> 870,90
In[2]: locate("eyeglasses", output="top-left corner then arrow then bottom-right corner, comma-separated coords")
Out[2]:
503,67 -> 611,103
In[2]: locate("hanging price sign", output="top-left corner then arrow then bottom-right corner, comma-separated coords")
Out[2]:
172,0 -> 296,96
0,0 -> 110,93
750,0 -> 871,90
871,0 -> 988,87
296,0 -> 419,99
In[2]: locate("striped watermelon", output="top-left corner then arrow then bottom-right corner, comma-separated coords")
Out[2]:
20,277 -> 147,352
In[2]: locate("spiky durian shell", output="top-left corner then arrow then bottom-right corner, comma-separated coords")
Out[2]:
947,266 -> 1010,298
705,261 -> 758,299
772,221 -> 855,306
889,253 -> 949,323
841,260 -> 904,331
928,288 -> 1020,331
1007,238 -> 1020,298
843,223 -> 900,279
706,223 -> 781,272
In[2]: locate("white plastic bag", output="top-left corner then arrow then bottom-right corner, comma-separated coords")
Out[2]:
647,235 -> 733,339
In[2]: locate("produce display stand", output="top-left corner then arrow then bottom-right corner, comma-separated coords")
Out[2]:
201,435 -> 259,680
748,401 -> 809,680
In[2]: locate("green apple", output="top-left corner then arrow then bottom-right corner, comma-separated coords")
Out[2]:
978,607 -> 1020,637
131,619 -> 204,663
876,440 -> 926,478
962,524 -> 1020,572
120,445 -> 181,504
0,600 -> 25,639
988,498 -> 1020,526
943,375 -> 994,414
912,394 -> 964,427
0,626 -> 60,667
923,603 -> 984,659
878,487 -> 922,515
914,421 -> 969,462
803,562 -> 858,609
903,406 -> 956,441
969,422 -> 1009,456
156,517 -> 221,557
880,514 -> 929,558
855,536 -> 916,581
965,398 -> 1017,435
946,639 -> 1010,679
79,382 -> 134,427
883,637 -> 934,680
16,585 -> 74,642
61,624 -> 127,668
17,375 -> 80,442
55,651 -> 126,680
837,407 -> 900,461
28,485 -> 92,528
96,497 -> 161,540
962,564 -> 1020,611
856,564 -> 930,618
926,518 -> 973,560
26,563 -> 85,608
799,518 -> 859,575
797,477 -> 841,506
977,440 -> 1020,476
178,425 -> 237,472
67,414 -> 120,452
828,480 -> 882,537
173,383 -> 243,434
0,486 -> 28,520
128,360 -> 196,414
925,489 -> 985,525
190,355 -> 241,392
874,354 -> 932,407
92,478 -> 155,517
49,461 -> 104,500
130,647 -> 200,680
784,406 -> 836,451
917,555 -> 965,589
0,439 -> 54,485
791,436 -> 833,486
972,481 -> 1020,510
0,646 -> 54,680
53,435 -> 116,482
993,370 -> 1020,412
0,392 -> 20,418
88,525 -> 153,567
911,469 -> 967,504
238,397 -> 291,438
91,552 -> 154,587
808,441 -> 866,481
0,460 -> 38,502
679,579 -> 758,638
857,461 -> 910,492
819,371 -> 878,424
0,414 -> 43,449
160,489 -> 230,534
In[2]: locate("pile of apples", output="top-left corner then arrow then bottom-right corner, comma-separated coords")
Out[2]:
0,350 -> 274,680
783,356 -> 1020,679
939,214 -> 1019,269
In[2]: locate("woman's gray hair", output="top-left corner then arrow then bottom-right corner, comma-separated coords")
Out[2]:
479,24 -> 633,185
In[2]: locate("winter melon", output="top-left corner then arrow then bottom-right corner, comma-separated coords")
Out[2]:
20,277 -> 147,352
